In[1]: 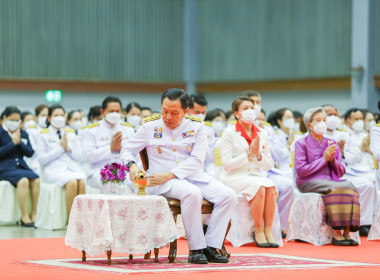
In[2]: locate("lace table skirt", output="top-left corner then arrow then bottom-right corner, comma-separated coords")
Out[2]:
65,194 -> 180,256
368,202 -> 380,241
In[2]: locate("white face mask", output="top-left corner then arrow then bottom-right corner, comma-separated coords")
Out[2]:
24,120 -> 37,129
311,121 -> 327,136
5,120 -> 21,132
70,120 -> 82,130
283,118 -> 295,130
240,109 -> 256,124
105,112 -> 121,125
191,113 -> 206,121
38,116 -> 47,128
352,120 -> 364,132
127,115 -> 142,127
365,120 -> 376,131
326,115 -> 342,131
212,120 -> 226,136
81,117 -> 88,127
293,122 -> 301,132
51,116 -> 66,129
253,105 -> 261,117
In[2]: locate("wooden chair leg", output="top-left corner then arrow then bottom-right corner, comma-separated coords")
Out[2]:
144,251 -> 151,259
219,220 -> 232,259
154,248 -> 159,263
107,250 -> 112,265
82,250 -> 86,262
129,254 -> 133,260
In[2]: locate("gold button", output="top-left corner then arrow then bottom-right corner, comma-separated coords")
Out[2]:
248,169 -> 251,172
173,149 -> 176,152
172,138 -> 175,141
249,159 -> 252,162
177,160 -> 179,163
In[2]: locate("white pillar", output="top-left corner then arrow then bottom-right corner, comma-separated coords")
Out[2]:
351,0 -> 379,111
184,0 -> 197,95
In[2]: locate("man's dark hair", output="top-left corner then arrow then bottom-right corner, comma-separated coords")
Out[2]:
88,106 -> 102,120
293,110 -> 303,119
161,88 -> 189,110
48,104 -> 65,117
1,106 -> 21,119
378,100 -> 380,111
205,109 -> 224,122
344,108 -> 362,121
322,104 -> 337,110
21,111 -> 33,122
141,106 -> 152,112
189,94 -> 208,109
102,96 -> 122,111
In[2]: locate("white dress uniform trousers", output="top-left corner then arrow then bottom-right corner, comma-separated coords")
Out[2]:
121,115 -> 237,250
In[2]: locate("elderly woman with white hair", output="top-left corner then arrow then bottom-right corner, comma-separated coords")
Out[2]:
294,107 -> 360,246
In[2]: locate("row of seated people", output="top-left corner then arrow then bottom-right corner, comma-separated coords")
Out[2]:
0,91 -> 379,251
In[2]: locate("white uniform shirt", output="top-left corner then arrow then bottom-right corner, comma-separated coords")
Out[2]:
370,124 -> 380,164
120,115 -> 211,195
82,120 -> 135,178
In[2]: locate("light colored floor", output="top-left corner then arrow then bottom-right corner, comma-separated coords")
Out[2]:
0,225 -> 66,240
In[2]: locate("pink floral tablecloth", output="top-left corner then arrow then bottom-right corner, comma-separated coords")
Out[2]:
65,194 -> 180,256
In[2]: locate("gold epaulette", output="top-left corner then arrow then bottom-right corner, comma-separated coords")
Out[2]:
185,115 -> 202,122
214,148 -> 222,167
204,121 -> 212,127
337,128 -> 347,132
81,126 -> 88,130
40,128 -> 49,134
230,120 -> 237,125
376,124 -> 380,127
88,123 -> 99,129
27,125 -> 37,129
259,120 -> 271,126
293,130 -> 303,135
121,122 -> 133,128
64,128 -> 76,133
274,130 -> 278,134
143,114 -> 161,123
374,156 -> 379,170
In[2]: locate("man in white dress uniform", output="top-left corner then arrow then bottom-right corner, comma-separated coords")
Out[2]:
82,96 -> 135,193
121,89 -> 237,264
370,101 -> 380,194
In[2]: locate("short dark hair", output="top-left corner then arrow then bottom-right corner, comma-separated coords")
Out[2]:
68,110 -> 80,121
322,104 -> 337,110
141,106 -> 152,112
378,100 -> 380,111
48,104 -> 65,117
231,96 -> 253,112
189,95 -> 208,109
21,111 -> 33,122
1,106 -> 21,119
269,108 -> 291,127
344,108 -> 362,121
35,104 -> 48,116
125,102 -> 142,114
102,96 -> 122,111
242,90 -> 261,100
261,108 -> 266,116
293,110 -> 302,119
88,106 -> 102,120
205,109 -> 224,122
161,88 -> 189,110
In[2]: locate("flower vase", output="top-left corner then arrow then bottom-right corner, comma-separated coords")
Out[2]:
101,182 -> 121,195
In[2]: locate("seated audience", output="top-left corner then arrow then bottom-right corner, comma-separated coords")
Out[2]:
35,104 -> 49,131
219,96 -> 279,248
126,102 -> 142,131
205,109 -> 226,138
67,110 -> 83,133
295,107 -> 360,246
87,105 -> 102,125
36,104 -> 85,217
141,107 -> 153,119
0,106 -> 40,227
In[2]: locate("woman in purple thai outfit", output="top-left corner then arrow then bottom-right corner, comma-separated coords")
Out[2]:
294,107 -> 360,246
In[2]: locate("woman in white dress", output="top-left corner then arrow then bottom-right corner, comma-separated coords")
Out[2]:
37,104 -> 85,217
219,96 -> 279,248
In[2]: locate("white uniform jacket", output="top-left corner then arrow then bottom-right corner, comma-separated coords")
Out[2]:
121,115 -> 212,195
82,120 -> 135,178
370,124 -> 380,163
219,125 -> 273,180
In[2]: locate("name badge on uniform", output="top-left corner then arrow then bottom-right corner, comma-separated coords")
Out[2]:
182,130 -> 195,138
154,127 -> 163,138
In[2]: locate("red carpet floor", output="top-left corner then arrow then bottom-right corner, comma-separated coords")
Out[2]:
1,237 -> 380,280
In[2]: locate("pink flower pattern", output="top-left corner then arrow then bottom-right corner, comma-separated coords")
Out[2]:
96,229 -> 104,239
77,199 -> 83,211
99,200 -> 104,209
155,213 -> 164,223
87,200 -> 92,210
76,222 -> 84,235
138,233 -> 148,245
138,209 -> 148,221
118,209 -> 127,220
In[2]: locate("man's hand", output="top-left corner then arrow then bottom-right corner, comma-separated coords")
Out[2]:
129,164 -> 145,182
145,172 -> 176,187
11,129 -> 21,145
111,132 -> 122,153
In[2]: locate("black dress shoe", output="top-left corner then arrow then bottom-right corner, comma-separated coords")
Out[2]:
345,238 -> 359,246
268,242 -> 280,248
202,247 -> 229,263
281,232 -> 287,239
203,225 -> 208,235
331,237 -> 350,246
188,250 -> 208,264
256,241 -> 270,248
20,220 -> 35,227
359,226 -> 370,237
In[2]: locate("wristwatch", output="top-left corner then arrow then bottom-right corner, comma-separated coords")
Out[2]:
126,161 -> 136,169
